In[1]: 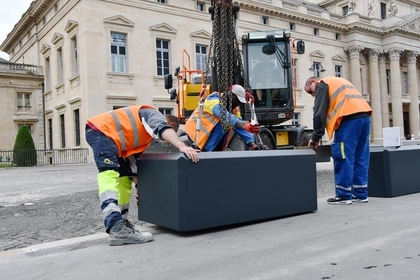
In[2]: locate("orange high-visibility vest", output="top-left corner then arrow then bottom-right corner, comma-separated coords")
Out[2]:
321,77 -> 372,139
185,109 -> 219,150
87,105 -> 155,157
185,94 -> 240,150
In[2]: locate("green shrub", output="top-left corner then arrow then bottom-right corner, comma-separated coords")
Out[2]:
13,126 -> 37,167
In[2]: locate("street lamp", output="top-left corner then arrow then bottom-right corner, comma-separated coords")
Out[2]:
309,63 -> 326,77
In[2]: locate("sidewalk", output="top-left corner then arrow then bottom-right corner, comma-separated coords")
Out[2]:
1,193 -> 420,280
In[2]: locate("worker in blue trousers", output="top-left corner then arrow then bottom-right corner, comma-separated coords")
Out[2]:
305,76 -> 372,205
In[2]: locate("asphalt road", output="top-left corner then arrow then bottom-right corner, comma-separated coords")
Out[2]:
0,161 -> 335,252
2,159 -> 420,280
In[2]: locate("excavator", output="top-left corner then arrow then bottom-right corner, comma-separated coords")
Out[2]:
164,0 -> 311,151
139,0 -> 320,232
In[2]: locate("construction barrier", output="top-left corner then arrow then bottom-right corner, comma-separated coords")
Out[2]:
137,149 -> 317,231
369,146 -> 420,197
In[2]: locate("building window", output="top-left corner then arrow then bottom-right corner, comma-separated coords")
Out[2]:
45,57 -> 51,91
312,62 -> 322,78
386,69 -> 390,93
335,65 -> 342,77
342,5 -> 349,16
292,113 -> 300,126
335,33 -> 341,40
196,44 -> 207,71
111,32 -> 127,73
289,23 -> 295,30
197,1 -> 205,11
402,71 -> 408,93
17,93 -> 31,111
159,108 -> 172,115
157,0 -> 166,3
60,114 -> 66,148
313,28 -> 319,36
74,109 -> 80,146
48,118 -> 53,150
57,47 -> 63,84
156,39 -> 170,76
113,106 -> 126,110
262,16 -> 269,25
71,36 -> 78,76
380,2 -> 387,19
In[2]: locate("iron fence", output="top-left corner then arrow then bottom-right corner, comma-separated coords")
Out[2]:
0,148 -> 89,167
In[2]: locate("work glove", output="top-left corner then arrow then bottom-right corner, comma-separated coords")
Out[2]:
244,123 -> 260,134
259,144 -> 270,150
245,90 -> 255,104
250,143 -> 269,150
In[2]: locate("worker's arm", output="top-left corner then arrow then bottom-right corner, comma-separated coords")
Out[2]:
311,81 -> 329,142
212,104 -> 242,128
212,105 -> 257,145
140,108 -> 199,163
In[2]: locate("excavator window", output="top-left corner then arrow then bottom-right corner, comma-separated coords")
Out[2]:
247,42 -> 289,108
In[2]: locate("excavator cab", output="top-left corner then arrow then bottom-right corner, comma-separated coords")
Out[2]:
241,30 -> 304,126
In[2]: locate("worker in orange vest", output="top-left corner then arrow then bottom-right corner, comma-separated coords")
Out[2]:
86,106 -> 199,246
305,76 -> 372,205
185,84 -> 260,151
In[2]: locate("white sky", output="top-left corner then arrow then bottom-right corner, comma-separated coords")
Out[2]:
0,0 -> 35,60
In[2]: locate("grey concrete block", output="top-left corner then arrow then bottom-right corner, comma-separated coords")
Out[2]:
137,150 -> 317,231
369,146 -> 420,197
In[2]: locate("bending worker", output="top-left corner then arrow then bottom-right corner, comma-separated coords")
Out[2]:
305,76 -> 371,205
86,106 -> 199,246
116,114 -> 182,226
185,84 -> 261,151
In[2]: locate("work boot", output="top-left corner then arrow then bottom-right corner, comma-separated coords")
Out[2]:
123,219 -> 139,232
327,196 -> 352,205
108,220 -> 153,246
352,194 -> 369,203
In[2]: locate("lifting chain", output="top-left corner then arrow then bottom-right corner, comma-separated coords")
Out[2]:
206,0 -> 250,133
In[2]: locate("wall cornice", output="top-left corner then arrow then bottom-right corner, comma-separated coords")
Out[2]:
1,0 -> 81,57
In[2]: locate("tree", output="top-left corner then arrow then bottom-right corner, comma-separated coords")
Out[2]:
13,126 -> 37,167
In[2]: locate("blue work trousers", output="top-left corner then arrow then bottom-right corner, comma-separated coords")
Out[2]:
332,116 -> 370,200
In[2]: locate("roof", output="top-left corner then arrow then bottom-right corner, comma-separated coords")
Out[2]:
288,0 -> 328,12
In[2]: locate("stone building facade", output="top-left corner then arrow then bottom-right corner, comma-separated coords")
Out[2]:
0,60 -> 44,150
1,0 -> 420,150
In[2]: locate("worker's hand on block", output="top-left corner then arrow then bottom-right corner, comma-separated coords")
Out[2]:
244,123 -> 260,134
250,143 -> 269,150
179,146 -> 199,163
308,139 -> 319,150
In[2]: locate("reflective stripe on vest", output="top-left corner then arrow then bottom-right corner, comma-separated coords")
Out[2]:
87,105 -> 154,157
189,111 -> 218,137
185,109 -> 219,149
326,94 -> 365,123
321,77 -> 371,139
109,108 -> 140,152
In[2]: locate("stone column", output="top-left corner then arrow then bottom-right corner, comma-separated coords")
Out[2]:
345,45 -> 364,92
361,66 -> 369,94
388,48 -> 404,137
378,55 -> 390,127
407,51 -> 420,138
368,49 -> 383,144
